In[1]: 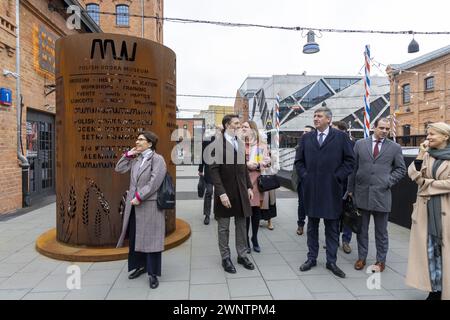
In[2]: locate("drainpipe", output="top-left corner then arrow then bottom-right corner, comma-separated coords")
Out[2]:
15,0 -> 30,206
141,0 -> 144,38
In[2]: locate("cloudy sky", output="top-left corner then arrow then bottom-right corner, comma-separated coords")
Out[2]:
164,0 -> 450,117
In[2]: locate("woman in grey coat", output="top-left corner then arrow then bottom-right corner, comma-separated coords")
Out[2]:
115,131 -> 167,289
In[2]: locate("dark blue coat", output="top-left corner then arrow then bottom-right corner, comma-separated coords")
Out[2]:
294,127 -> 355,219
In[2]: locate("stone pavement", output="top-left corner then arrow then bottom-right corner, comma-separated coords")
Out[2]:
0,166 -> 426,300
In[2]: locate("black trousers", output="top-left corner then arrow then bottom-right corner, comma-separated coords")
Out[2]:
128,207 -> 162,276
307,217 -> 340,264
246,206 -> 261,247
297,183 -> 306,227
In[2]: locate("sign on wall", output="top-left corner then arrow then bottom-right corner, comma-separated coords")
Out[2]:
0,88 -> 12,106
33,25 -> 57,77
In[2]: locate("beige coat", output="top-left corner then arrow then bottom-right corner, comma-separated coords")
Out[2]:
407,153 -> 450,300
115,152 -> 167,253
246,141 -> 270,208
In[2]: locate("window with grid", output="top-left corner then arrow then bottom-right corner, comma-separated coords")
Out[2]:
86,3 -> 100,25
116,5 -> 129,26
402,84 -> 411,104
425,77 -> 434,91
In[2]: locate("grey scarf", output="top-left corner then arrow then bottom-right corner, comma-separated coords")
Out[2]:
426,146 -> 450,248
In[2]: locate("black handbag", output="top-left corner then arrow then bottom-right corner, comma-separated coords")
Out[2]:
157,173 -> 176,210
197,175 -> 206,198
342,196 -> 362,234
257,175 -> 280,192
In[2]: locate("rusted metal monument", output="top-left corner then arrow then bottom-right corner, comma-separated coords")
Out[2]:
36,34 -> 190,261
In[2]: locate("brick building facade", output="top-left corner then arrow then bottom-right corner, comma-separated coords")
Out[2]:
79,0 -> 163,43
0,0 -> 163,215
175,118 -> 205,165
387,45 -> 450,144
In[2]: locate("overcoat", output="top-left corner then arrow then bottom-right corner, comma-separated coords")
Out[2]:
347,136 -> 406,213
115,151 -> 167,253
294,127 -> 355,219
209,134 -> 253,218
406,153 -> 450,300
246,141 -> 270,208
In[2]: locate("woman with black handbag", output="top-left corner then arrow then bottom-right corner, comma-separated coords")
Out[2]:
241,121 -> 271,253
115,131 -> 167,289
260,149 -> 278,230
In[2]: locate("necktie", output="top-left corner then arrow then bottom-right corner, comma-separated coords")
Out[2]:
318,133 -> 325,146
233,137 -> 238,151
373,140 -> 381,158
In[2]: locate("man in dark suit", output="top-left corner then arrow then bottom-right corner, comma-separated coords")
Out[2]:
332,120 -> 355,254
198,133 -> 216,225
209,115 -> 255,273
296,125 -> 315,236
294,107 -> 355,278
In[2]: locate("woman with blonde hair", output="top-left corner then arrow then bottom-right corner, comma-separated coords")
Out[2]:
240,120 -> 271,252
407,122 -> 450,300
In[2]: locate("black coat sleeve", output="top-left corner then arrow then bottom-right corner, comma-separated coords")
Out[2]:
294,135 -> 307,180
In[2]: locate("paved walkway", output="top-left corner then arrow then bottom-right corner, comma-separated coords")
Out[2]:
0,166 -> 426,300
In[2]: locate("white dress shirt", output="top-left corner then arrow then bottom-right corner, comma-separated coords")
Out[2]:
372,136 -> 385,153
317,126 -> 330,144
224,132 -> 238,151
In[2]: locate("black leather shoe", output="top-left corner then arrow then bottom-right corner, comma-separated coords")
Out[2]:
237,256 -> 255,270
299,259 -> 317,272
128,267 -> 146,279
326,263 -> 346,278
149,274 -> 159,289
222,258 -> 236,274
204,215 -> 210,225
253,245 -> 261,253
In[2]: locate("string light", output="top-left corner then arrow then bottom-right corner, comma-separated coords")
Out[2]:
177,87 -> 450,101
59,6 -> 450,36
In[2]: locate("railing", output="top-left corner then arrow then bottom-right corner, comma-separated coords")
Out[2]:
279,148 -> 296,171
395,135 -> 426,147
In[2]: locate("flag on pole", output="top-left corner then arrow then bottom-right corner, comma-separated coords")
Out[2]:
391,111 -> 398,141
363,45 -> 371,138
274,94 -> 281,170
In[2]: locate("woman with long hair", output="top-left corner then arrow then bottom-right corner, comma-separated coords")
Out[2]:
407,122 -> 450,300
240,120 -> 271,252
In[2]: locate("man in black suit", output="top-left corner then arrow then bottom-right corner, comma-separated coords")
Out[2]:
209,115 -> 255,274
198,133 -> 216,225
294,107 -> 355,278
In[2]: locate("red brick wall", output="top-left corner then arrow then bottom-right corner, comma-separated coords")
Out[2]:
79,0 -> 163,43
0,0 -> 80,214
389,53 -> 450,137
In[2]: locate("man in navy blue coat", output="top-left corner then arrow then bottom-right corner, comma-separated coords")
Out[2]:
294,107 -> 355,278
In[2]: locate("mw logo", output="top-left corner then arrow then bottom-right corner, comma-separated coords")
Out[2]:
90,39 -> 137,61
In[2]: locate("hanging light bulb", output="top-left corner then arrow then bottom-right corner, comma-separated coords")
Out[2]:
303,30 -> 320,54
408,32 -> 419,53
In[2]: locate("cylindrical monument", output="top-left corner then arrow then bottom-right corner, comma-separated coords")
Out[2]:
55,34 -> 177,247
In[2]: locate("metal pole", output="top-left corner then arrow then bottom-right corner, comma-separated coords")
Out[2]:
141,0 -> 144,38
15,0 -> 30,206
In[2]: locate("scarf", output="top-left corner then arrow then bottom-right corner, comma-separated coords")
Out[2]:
426,145 -> 450,249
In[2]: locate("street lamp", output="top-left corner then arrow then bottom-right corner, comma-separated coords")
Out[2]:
303,30 -> 320,54
407,32 -> 419,53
